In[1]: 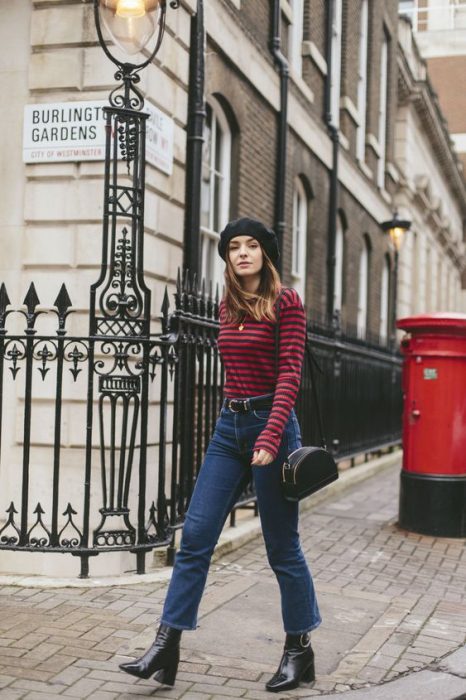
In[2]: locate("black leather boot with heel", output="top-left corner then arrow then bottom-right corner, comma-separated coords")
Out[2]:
265,632 -> 315,693
119,624 -> 181,686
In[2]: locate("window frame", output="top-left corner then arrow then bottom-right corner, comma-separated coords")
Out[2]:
356,0 -> 369,163
357,237 -> 370,339
333,213 -> 344,312
379,254 -> 390,345
288,0 -> 305,76
291,177 -> 308,302
377,32 -> 389,189
329,0 -> 343,129
200,97 -> 232,291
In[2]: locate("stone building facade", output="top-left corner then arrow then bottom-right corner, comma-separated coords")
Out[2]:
0,0 -> 465,576
400,0 -> 466,301
395,17 -> 466,317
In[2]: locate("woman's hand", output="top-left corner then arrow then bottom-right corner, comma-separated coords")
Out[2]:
251,448 -> 274,466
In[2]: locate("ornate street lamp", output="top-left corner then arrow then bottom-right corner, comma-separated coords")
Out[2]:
94,0 -> 179,109
381,211 -> 411,348
81,0 -> 179,575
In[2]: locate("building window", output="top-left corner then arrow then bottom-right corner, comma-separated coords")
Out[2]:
291,177 -> 308,301
201,99 -> 232,291
289,0 -> 304,76
329,0 -> 342,128
399,1 -> 429,32
411,231 -> 419,314
430,246 -> 437,311
437,257 -> 444,309
356,0 -> 369,162
333,214 -> 344,312
425,245 -> 432,311
377,33 -> 389,188
379,255 -> 390,344
357,237 -> 370,339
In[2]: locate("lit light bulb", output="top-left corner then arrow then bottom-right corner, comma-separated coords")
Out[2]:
116,0 -> 146,18
391,227 -> 404,251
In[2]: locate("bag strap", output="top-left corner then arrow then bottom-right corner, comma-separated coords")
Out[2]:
274,289 -> 327,450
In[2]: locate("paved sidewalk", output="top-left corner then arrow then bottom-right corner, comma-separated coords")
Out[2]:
0,461 -> 465,699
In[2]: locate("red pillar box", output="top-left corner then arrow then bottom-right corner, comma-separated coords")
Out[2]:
397,313 -> 466,537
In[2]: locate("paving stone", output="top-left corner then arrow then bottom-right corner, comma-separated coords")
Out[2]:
22,694 -> 64,700
11,680 -> 57,693
177,672 -> 226,685
206,667 -> 261,682
2,669 -> 53,683
61,677 -> 105,697
58,647 -> 112,661
36,654 -> 77,673
49,666 -> 88,686
100,680 -> 192,696
0,673 -> 15,688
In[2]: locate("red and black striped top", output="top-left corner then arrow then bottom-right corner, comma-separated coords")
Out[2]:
218,287 -> 306,460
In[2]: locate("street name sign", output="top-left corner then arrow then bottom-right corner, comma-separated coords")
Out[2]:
23,100 -> 174,175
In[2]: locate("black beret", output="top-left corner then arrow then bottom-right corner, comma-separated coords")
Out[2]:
218,217 -> 280,264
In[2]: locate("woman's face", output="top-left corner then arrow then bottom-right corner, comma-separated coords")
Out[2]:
227,235 -> 263,279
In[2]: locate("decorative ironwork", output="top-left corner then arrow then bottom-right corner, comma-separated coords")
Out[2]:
0,268 -> 402,576
0,0 -> 402,576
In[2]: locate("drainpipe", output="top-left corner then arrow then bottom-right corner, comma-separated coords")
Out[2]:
270,0 -> 289,276
324,0 -> 339,322
183,0 -> 206,277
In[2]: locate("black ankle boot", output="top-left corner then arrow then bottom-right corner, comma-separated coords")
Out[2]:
265,632 -> 315,693
119,624 -> 182,685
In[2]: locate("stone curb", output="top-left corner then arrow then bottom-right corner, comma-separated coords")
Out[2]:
0,449 -> 402,589
315,644 -> 466,699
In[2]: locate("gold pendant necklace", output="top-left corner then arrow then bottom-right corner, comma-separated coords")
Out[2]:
238,316 -> 245,331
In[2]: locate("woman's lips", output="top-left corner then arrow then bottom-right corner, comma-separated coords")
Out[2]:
238,262 -> 250,267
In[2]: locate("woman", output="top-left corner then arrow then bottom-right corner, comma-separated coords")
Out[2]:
119,217 -> 322,692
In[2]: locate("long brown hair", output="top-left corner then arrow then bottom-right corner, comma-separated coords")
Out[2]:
223,245 -> 282,323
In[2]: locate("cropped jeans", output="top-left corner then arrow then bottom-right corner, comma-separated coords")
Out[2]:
160,394 -> 322,635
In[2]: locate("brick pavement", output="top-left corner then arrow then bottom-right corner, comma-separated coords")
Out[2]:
0,461 -> 465,699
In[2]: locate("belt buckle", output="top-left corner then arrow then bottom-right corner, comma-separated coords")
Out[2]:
229,399 -> 248,413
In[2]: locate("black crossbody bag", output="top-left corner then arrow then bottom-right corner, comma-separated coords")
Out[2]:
274,290 -> 339,502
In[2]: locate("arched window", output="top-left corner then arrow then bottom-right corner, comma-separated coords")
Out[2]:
379,255 -> 390,345
333,213 -> 345,312
291,177 -> 308,301
200,98 -> 232,291
357,237 -> 370,339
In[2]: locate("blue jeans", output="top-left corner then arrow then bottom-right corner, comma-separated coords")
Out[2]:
160,394 -> 322,635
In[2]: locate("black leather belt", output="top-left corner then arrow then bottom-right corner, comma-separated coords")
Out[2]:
224,395 -> 274,413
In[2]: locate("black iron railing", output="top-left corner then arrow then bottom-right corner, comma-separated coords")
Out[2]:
0,272 -> 402,577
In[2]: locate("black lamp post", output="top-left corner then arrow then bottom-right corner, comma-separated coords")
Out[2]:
81,0 -> 179,575
381,212 -> 411,349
